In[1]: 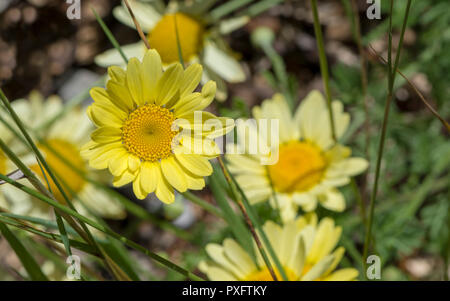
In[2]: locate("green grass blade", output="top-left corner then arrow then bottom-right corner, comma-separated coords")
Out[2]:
211,0 -> 254,21
0,222 -> 48,280
174,14 -> 185,68
209,167 -> 256,261
92,8 -> 128,64
241,0 -> 283,17
0,173 -> 204,281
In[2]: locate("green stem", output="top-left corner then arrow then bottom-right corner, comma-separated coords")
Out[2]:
310,0 -> 336,142
218,157 -> 289,281
363,0 -> 412,278
0,173 -> 204,281
350,0 -> 370,162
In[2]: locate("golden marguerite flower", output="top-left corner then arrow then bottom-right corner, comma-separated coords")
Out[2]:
199,213 -> 358,281
0,92 -> 125,220
82,49 -> 233,204
96,0 -> 247,100
226,91 -> 368,221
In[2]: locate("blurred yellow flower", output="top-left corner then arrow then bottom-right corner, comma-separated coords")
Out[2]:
83,49 -> 233,204
95,0 -> 248,100
0,92 -> 125,220
148,12 -> 204,64
199,213 -> 358,281
226,91 -> 368,221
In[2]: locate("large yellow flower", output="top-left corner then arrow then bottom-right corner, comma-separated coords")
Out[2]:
82,49 -> 233,204
226,91 -> 368,221
0,92 -> 125,220
199,213 -> 358,281
96,0 -> 247,100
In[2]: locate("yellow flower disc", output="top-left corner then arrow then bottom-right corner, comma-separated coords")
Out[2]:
30,139 -> 87,202
148,13 -> 204,64
244,267 -> 298,281
122,104 -> 178,162
268,141 -> 327,193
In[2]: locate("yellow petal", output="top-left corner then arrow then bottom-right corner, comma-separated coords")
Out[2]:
179,63 -> 202,97
113,169 -> 136,187
174,154 -> 212,177
126,57 -> 144,106
108,149 -> 129,176
160,156 -> 188,192
323,268 -> 358,281
142,49 -> 163,102
106,80 -> 135,111
140,161 -> 158,193
155,63 -> 183,106
128,154 -> 141,172
155,164 -> 175,204
91,127 -> 122,143
132,173 -> 147,200
87,104 -> 123,128
108,66 -> 126,84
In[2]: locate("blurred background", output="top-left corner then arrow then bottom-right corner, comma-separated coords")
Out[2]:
0,0 -> 448,280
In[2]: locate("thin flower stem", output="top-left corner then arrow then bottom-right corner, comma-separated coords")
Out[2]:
174,14 -> 185,68
363,0 -> 412,278
351,178 -> 366,227
92,8 -> 128,64
350,0 -> 370,160
368,45 -> 449,132
0,173 -> 205,281
310,0 -> 336,142
0,90 -> 98,244
123,0 -> 151,50
217,156 -> 288,281
0,90 -> 124,280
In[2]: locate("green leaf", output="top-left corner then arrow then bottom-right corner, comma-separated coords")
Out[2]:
0,222 -> 48,281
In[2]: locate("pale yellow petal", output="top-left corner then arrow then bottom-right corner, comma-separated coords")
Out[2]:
126,57 -> 144,106
179,63 -> 202,97
160,156 -> 188,192
155,63 -> 183,106
140,161 -> 158,194
142,49 -> 163,102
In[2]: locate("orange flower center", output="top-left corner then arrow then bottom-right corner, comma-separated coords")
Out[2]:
268,141 -> 327,193
122,104 -> 178,162
148,13 -> 204,64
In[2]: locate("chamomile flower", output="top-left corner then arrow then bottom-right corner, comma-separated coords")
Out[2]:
199,213 -> 358,281
1,92 -> 125,219
95,0 -> 247,100
82,49 -> 233,204
226,91 -> 368,221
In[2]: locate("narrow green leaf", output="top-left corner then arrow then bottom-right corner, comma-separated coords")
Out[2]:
0,222 -> 48,281
210,0 -> 254,21
210,166 -> 256,263
0,173 -> 204,281
92,8 -> 129,64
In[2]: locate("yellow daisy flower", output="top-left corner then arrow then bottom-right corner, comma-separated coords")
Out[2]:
82,49 -> 233,204
95,0 -> 247,100
0,92 -> 125,220
226,91 -> 368,221
199,213 -> 358,281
